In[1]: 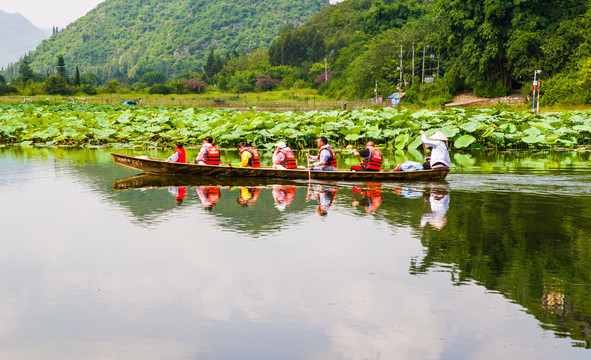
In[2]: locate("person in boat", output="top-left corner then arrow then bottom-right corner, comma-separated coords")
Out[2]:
306,136 -> 338,171
235,143 -> 261,167
196,186 -> 220,211
195,136 -> 221,165
166,142 -> 186,163
351,140 -> 382,171
272,142 -> 298,169
420,130 -> 450,170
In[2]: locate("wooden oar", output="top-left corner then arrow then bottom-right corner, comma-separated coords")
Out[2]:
306,154 -> 311,181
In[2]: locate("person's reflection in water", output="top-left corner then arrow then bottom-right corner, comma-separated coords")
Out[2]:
352,184 -> 382,214
196,186 -> 220,211
393,184 -> 424,199
236,187 -> 260,207
168,186 -> 187,205
420,186 -> 450,230
272,185 -> 296,211
307,185 -> 337,216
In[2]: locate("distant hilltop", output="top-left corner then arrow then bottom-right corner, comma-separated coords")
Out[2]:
0,10 -> 49,69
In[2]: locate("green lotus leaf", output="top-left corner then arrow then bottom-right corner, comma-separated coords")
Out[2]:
407,135 -> 423,149
454,134 -> 476,148
481,127 -> 495,138
521,133 -> 544,144
394,149 -> 407,164
394,133 -> 409,149
459,121 -> 479,133
345,133 -> 363,141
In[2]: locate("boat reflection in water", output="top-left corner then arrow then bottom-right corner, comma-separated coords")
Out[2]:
306,184 -> 338,216
111,174 -> 452,229
196,186 -> 220,210
168,186 -> 187,205
419,185 -> 450,230
272,185 -> 296,211
352,183 -> 382,215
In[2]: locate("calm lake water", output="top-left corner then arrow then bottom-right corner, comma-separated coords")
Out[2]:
1,147 -> 590,360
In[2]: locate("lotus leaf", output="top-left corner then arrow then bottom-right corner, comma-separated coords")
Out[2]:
454,134 -> 476,148
394,133 -> 410,150
459,121 -> 479,133
407,135 -> 423,150
394,149 -> 407,163
522,133 -> 545,144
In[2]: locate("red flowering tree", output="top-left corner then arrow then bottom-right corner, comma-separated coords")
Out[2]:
184,77 -> 207,93
256,74 -> 281,91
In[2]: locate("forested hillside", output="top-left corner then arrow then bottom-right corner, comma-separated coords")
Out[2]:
2,0 -> 326,81
4,0 -> 591,107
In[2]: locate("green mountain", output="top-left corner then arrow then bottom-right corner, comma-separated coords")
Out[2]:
7,0 -> 327,81
0,11 -> 48,69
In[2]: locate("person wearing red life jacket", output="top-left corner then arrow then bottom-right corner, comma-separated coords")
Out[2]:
306,136 -> 338,171
351,140 -> 382,171
235,143 -> 260,167
166,142 -> 186,163
272,141 -> 298,169
195,136 -> 221,165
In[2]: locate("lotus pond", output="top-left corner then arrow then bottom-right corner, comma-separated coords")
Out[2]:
0,146 -> 590,359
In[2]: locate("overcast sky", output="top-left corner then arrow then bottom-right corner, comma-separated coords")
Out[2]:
0,0 -> 104,29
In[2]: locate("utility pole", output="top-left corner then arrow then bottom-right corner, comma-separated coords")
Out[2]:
412,43 -> 415,81
422,44 -> 426,84
437,47 -> 440,81
399,45 -> 403,83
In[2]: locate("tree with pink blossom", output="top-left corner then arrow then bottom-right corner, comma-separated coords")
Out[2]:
256,74 -> 281,91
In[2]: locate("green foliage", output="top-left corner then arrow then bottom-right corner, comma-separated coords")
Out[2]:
2,104 -> 591,150
474,81 -> 508,98
148,84 -> 171,95
18,56 -> 35,84
56,55 -> 67,78
43,75 -> 70,95
0,84 -> 18,95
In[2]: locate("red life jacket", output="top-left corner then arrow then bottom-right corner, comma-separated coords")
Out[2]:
242,147 -> 260,167
203,143 -> 221,165
319,145 -> 338,168
175,148 -> 186,163
362,146 -> 382,171
366,188 -> 382,210
279,148 -> 297,169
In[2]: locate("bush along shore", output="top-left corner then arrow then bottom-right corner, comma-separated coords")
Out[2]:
1,103 -> 591,150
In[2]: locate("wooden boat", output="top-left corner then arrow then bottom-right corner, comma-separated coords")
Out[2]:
111,152 -> 450,181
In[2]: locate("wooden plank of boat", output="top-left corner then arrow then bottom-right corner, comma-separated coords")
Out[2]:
111,152 -> 449,181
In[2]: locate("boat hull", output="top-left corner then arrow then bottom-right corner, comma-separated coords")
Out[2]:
111,152 -> 449,181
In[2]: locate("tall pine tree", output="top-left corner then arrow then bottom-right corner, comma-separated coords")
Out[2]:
18,56 -> 35,83
74,66 -> 80,87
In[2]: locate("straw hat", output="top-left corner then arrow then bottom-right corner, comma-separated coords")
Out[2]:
276,141 -> 287,148
429,130 -> 448,141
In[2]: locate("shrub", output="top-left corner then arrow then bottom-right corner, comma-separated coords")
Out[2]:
0,83 -> 18,95
474,81 -> 508,98
235,83 -> 256,93
148,84 -> 171,95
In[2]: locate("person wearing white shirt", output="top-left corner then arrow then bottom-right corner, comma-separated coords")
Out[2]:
420,130 -> 450,169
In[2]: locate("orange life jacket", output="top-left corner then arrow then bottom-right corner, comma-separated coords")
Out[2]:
241,147 -> 260,167
362,146 -> 382,171
279,148 -> 297,169
203,143 -> 221,165
319,145 -> 337,168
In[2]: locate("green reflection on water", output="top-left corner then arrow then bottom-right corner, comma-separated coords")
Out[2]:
2,146 -> 591,348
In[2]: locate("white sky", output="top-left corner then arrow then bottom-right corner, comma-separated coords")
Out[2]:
0,0 -> 104,29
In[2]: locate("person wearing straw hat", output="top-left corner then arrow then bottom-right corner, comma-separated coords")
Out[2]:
272,141 -> 297,169
420,130 -> 450,170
